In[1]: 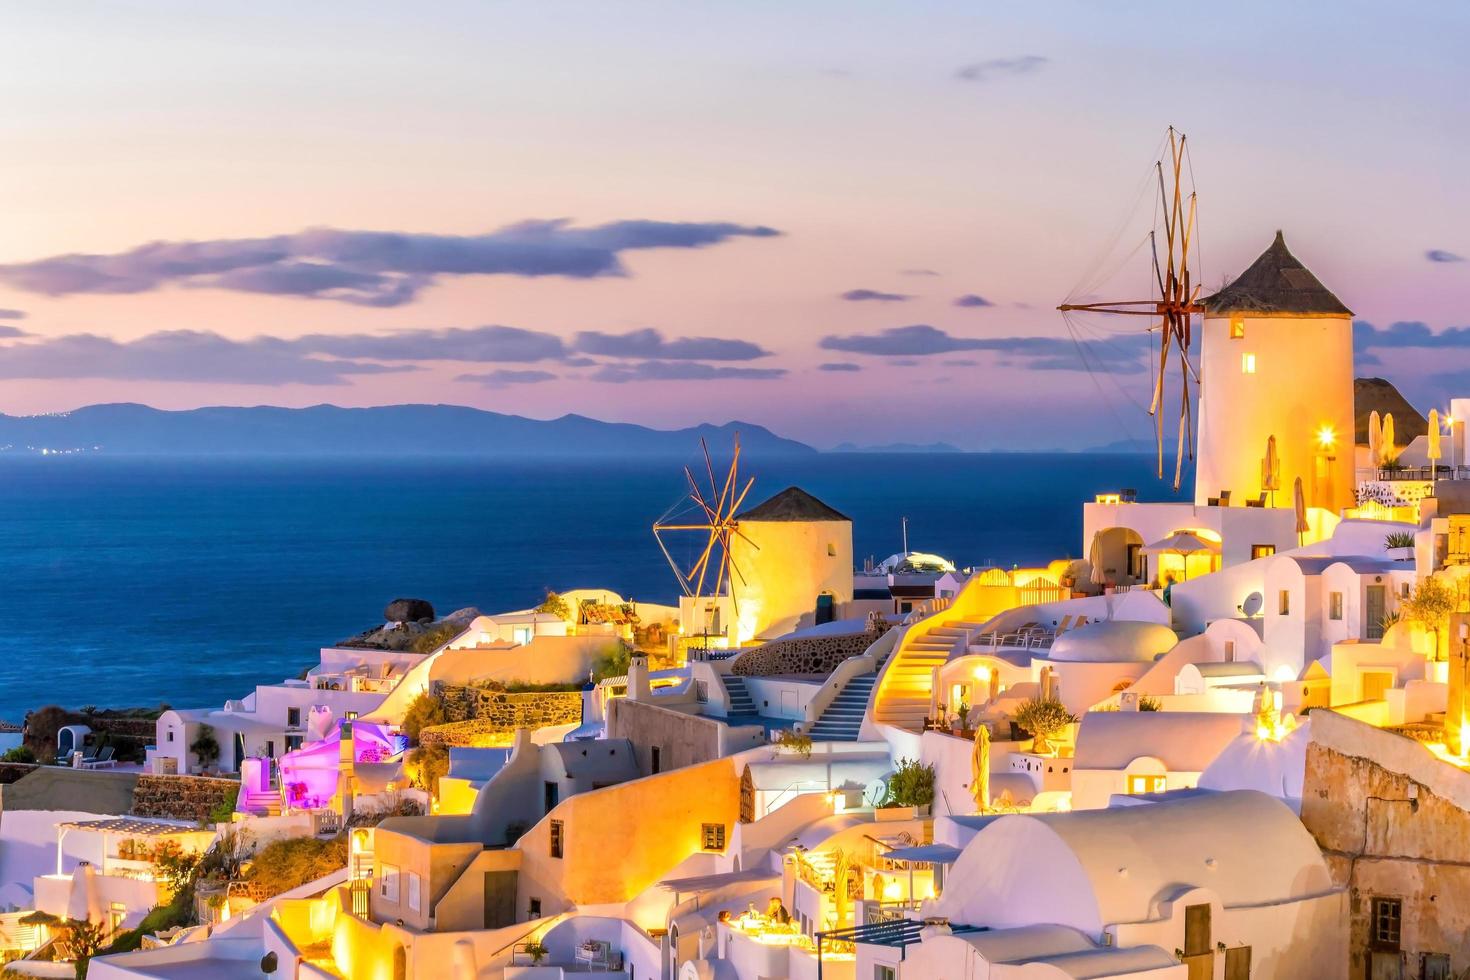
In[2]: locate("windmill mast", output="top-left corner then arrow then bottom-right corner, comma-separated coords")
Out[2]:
1058,127 -> 1202,490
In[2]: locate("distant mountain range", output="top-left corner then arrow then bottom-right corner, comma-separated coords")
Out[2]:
831,441 -> 962,454
0,404 -> 817,457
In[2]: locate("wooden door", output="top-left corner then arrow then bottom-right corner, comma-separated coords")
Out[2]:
1366,585 -> 1386,639
1225,945 -> 1251,979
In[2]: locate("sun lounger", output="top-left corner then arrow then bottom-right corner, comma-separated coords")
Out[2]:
82,746 -> 115,769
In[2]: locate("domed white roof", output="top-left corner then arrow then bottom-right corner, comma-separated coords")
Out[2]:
1047,620 -> 1177,664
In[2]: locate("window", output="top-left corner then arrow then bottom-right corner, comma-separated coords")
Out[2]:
528,897 -> 542,919
543,781 -> 559,815
380,863 -> 400,902
1250,544 -> 1275,560
407,872 -> 422,913
1126,774 -> 1167,795
651,746 -> 661,774
287,707 -> 301,728
827,542 -> 836,557
875,966 -> 898,980
550,819 -> 564,859
1229,317 -> 1245,339
166,730 -> 175,743
1329,592 -> 1343,620
1224,640 -> 1236,662
702,823 -> 726,851
1241,352 -> 1257,374
1278,590 -> 1291,616
1370,897 -> 1401,951
109,902 -> 126,931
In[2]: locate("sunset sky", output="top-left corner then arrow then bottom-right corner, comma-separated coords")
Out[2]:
0,1 -> 1467,449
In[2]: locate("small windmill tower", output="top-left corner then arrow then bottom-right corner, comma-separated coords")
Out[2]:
729,487 -> 853,642
1195,232 -> 1354,512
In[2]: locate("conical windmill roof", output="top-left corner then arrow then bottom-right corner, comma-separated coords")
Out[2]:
735,486 -> 849,522
1203,231 -> 1352,317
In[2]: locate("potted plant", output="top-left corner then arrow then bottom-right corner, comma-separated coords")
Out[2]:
524,941 -> 549,964
1012,696 -> 1078,756
1384,531 -> 1415,561
879,757 -> 935,818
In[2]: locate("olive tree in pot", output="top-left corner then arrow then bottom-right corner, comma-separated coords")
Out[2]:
1013,696 -> 1078,756
879,757 -> 935,817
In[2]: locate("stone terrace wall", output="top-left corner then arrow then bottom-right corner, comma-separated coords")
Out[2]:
131,774 -> 240,822
422,688 -> 582,747
1301,710 -> 1470,978
0,762 -> 39,785
730,629 -> 877,677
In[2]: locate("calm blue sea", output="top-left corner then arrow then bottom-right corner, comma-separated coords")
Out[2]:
0,453 -> 1192,722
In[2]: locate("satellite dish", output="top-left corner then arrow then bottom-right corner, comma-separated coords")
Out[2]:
1242,592 -> 1264,617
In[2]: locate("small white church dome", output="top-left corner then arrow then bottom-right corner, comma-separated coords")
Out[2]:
1047,620 -> 1177,664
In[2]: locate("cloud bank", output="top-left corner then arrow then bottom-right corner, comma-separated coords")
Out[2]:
820,324 -> 1150,372
0,219 -> 781,307
955,56 -> 1047,83
840,288 -> 911,303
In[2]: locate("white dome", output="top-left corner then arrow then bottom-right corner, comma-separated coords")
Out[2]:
1047,620 -> 1177,664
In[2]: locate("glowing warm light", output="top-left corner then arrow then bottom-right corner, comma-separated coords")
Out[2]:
1272,665 -> 1295,683
972,665 -> 992,683
882,880 -> 902,900
1316,425 -> 1337,449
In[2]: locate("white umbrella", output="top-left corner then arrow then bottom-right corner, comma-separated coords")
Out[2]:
1087,533 -> 1108,588
1382,413 -> 1396,465
1141,531 -> 1220,582
66,862 -> 105,926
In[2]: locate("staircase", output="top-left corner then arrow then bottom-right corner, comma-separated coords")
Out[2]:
722,675 -> 757,717
808,674 -> 878,741
237,785 -> 282,817
871,620 -> 987,731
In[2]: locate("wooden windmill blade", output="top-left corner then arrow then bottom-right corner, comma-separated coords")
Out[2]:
1057,125 -> 1202,490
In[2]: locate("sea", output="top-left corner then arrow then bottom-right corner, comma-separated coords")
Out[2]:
0,453 -> 1193,722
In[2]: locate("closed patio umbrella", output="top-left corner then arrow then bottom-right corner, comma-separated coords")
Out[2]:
1293,476 -> 1309,544
1429,408 -> 1442,481
1382,413 -> 1396,465
66,862 -> 105,927
970,726 -> 990,813
1262,435 -> 1280,506
1368,410 -> 1382,471
1087,532 -> 1108,588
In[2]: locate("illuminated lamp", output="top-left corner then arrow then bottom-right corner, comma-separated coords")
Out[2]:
972,665 -> 991,683
1316,425 -> 1336,450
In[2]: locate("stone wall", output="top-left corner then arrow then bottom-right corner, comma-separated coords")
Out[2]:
131,774 -> 240,822
1301,711 -> 1470,979
421,687 -> 582,746
606,697 -> 723,774
0,762 -> 38,785
730,629 -> 876,677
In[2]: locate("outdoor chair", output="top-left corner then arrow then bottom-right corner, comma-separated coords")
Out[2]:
1219,490 -> 1232,506
1245,492 -> 1266,508
83,747 -> 115,769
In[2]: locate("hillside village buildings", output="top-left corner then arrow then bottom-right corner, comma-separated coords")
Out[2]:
0,230 -> 1465,979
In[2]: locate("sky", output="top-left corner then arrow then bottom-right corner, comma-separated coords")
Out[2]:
0,1 -> 1467,450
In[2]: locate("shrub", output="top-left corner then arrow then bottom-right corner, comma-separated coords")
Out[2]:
1384,531 -> 1415,550
882,757 -> 935,808
774,729 -> 812,759
536,590 -> 572,620
406,743 -> 450,794
1138,696 -> 1162,712
1013,696 -> 1078,754
400,692 -> 448,743
207,786 -> 240,825
411,621 -> 465,654
590,643 -> 632,682
1,745 -> 36,763
244,835 -> 349,899
189,725 -> 220,769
